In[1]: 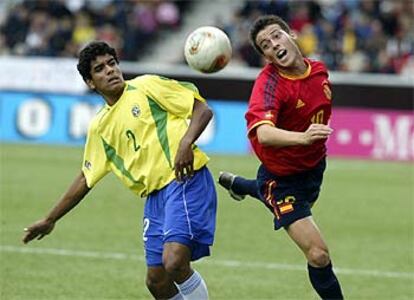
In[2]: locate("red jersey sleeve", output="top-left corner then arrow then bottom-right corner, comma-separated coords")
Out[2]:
245,65 -> 283,139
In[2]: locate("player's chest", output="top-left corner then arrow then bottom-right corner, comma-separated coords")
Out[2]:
280,76 -> 332,114
99,94 -> 158,137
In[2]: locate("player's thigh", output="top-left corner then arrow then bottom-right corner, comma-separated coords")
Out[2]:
163,242 -> 191,265
285,216 -> 328,253
162,242 -> 192,282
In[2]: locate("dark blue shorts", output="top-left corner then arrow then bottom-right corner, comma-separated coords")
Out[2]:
257,158 -> 326,230
143,166 -> 217,266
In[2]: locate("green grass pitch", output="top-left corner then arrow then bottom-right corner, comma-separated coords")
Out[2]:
1,144 -> 413,299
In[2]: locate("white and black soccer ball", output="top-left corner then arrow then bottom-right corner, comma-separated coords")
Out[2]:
184,26 -> 232,74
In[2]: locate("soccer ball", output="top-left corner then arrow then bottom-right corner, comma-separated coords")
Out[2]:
184,26 -> 232,73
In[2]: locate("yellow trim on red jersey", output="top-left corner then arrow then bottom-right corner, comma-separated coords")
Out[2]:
247,120 -> 274,137
277,61 -> 311,80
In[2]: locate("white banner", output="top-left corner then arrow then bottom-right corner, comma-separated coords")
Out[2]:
0,56 -> 87,94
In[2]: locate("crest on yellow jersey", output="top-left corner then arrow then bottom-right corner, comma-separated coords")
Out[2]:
131,104 -> 141,118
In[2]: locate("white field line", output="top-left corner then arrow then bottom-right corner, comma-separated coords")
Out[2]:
1,245 -> 413,280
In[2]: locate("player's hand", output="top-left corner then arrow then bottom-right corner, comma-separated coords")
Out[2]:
302,124 -> 333,145
174,139 -> 194,182
22,219 -> 55,244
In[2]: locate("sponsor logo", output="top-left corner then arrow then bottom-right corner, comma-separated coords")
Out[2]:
163,229 -> 173,236
296,99 -> 305,109
84,160 -> 92,170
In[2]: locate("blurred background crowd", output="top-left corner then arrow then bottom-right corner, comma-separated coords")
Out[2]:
0,0 -> 191,60
1,0 -> 413,75
221,0 -> 414,74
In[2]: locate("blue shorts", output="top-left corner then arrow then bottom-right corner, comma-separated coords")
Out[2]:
257,158 -> 326,230
143,166 -> 217,266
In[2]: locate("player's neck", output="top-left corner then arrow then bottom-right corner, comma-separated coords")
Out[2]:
102,85 -> 125,106
276,58 -> 308,78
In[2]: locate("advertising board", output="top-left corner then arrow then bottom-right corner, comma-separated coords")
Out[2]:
1,91 -> 412,160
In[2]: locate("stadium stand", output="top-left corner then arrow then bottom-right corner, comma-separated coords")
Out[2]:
218,0 -> 414,75
1,0 -> 413,75
0,0 -> 192,60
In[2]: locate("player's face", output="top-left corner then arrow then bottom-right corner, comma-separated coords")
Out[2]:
87,53 -> 125,95
256,24 -> 302,69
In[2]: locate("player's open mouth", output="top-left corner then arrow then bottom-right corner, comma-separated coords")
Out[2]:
276,49 -> 287,60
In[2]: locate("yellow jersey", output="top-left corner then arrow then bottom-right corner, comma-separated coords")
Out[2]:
82,75 -> 210,197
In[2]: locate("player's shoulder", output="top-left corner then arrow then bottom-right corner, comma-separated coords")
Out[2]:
259,63 -> 277,76
87,106 -> 107,133
127,74 -> 179,89
307,58 -> 329,73
127,74 -> 158,86
256,63 -> 279,82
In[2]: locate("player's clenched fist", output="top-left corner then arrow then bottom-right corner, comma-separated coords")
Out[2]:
302,124 -> 333,145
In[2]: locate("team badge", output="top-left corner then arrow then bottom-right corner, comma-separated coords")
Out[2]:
131,104 -> 141,118
276,195 -> 296,215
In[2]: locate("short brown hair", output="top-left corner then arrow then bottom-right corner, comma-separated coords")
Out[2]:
249,15 -> 291,55
77,41 -> 119,82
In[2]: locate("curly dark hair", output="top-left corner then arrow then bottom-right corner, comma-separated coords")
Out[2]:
249,15 -> 291,55
77,41 -> 119,82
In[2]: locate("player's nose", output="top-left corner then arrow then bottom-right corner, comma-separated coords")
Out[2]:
271,40 -> 279,50
105,64 -> 115,75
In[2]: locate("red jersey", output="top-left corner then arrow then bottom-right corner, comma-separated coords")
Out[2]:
246,59 -> 332,176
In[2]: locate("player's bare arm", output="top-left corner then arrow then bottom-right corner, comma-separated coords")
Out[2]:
22,171 -> 91,244
174,100 -> 213,181
256,123 -> 333,147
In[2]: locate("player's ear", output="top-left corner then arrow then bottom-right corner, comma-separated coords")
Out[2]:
290,30 -> 298,40
86,79 -> 95,90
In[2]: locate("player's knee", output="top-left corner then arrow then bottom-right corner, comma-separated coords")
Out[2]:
308,246 -> 330,267
146,270 -> 178,299
163,243 -> 192,281
163,255 -> 188,278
